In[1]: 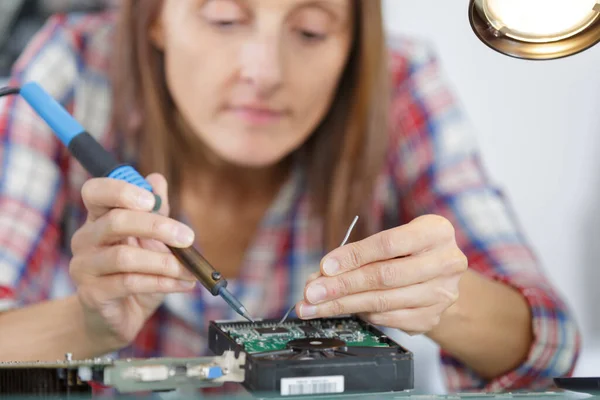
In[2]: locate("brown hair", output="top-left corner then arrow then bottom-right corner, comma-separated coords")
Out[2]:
111,0 -> 390,250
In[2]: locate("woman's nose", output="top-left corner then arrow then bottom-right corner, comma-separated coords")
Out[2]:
239,38 -> 283,95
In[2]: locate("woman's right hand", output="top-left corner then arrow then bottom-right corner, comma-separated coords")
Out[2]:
69,173 -> 197,352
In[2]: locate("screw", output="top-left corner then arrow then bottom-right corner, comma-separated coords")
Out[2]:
212,272 -> 221,280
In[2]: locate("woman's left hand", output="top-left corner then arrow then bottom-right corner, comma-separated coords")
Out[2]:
296,215 -> 468,335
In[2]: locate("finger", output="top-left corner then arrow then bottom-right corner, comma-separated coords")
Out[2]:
138,238 -> 171,253
144,173 -> 170,217
358,302 -> 449,335
72,208 -> 194,251
320,215 -> 455,276
82,178 -> 158,222
70,245 -> 196,281
305,271 -> 321,285
296,281 -> 445,320
80,273 -> 197,304
305,246 -> 467,303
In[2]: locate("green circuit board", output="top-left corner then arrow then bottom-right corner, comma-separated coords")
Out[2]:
217,318 -> 391,354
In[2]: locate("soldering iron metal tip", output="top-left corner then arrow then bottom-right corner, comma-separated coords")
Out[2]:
218,286 -> 254,322
239,307 -> 254,323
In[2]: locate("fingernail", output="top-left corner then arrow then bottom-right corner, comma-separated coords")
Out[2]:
137,192 -> 156,209
174,225 -> 195,246
178,280 -> 196,289
322,258 -> 339,275
300,304 -> 317,318
306,284 -> 327,304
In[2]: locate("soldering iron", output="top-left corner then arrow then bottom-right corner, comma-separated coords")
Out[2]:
0,82 -> 253,323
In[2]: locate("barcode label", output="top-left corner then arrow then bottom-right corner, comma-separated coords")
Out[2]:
280,375 -> 344,396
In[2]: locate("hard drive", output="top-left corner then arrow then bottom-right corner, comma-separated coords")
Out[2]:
208,315 -> 414,397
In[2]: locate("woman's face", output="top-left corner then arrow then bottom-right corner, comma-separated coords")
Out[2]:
152,0 -> 354,167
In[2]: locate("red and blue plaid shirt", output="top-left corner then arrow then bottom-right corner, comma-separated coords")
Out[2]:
0,12 -> 580,393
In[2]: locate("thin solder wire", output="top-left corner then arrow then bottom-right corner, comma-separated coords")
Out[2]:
278,216 -> 359,325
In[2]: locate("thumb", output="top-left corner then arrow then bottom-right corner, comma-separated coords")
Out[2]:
145,173 -> 170,217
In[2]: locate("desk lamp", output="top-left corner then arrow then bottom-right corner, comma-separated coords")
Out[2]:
469,0 -> 599,395
469,0 -> 600,60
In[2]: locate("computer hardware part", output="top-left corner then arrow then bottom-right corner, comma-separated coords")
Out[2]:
208,315 -> 414,397
0,351 -> 245,397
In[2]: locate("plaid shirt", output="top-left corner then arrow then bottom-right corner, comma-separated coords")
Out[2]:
0,12 -> 580,393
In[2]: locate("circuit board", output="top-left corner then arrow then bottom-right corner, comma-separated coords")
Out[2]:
217,318 -> 391,353
209,316 -> 414,396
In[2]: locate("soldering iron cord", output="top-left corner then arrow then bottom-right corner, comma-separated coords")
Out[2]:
0,87 -> 20,97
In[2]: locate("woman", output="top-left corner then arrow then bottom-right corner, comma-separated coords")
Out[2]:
0,0 -> 580,394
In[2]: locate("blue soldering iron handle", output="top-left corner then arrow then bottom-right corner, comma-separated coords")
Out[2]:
18,81 -> 230,296
19,82 -> 154,195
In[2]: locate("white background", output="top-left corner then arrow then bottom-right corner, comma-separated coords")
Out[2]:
0,0 -> 597,388
382,0 -> 600,377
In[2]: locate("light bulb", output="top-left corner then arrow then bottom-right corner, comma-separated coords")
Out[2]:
483,0 -> 600,42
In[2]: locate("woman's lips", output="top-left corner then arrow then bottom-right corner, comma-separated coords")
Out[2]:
227,105 -> 286,125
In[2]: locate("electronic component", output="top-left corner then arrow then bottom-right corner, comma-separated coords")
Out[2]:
0,351 -> 245,397
298,325 -> 319,336
209,315 -> 413,397
255,327 -> 290,336
0,360 -> 93,396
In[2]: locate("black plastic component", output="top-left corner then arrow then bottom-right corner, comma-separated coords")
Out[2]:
298,325 -> 319,336
255,327 -> 290,336
208,315 -> 414,397
152,194 -> 162,212
554,377 -> 600,395
68,131 -> 121,178
0,367 -> 92,397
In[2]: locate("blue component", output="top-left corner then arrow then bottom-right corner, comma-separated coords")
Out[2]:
108,165 -> 153,192
19,82 -> 85,146
206,366 -> 223,380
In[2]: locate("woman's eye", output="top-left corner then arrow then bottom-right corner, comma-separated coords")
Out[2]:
293,10 -> 331,43
299,30 -> 327,42
201,0 -> 245,28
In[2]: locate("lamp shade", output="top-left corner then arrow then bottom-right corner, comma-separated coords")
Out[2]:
469,0 -> 600,59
